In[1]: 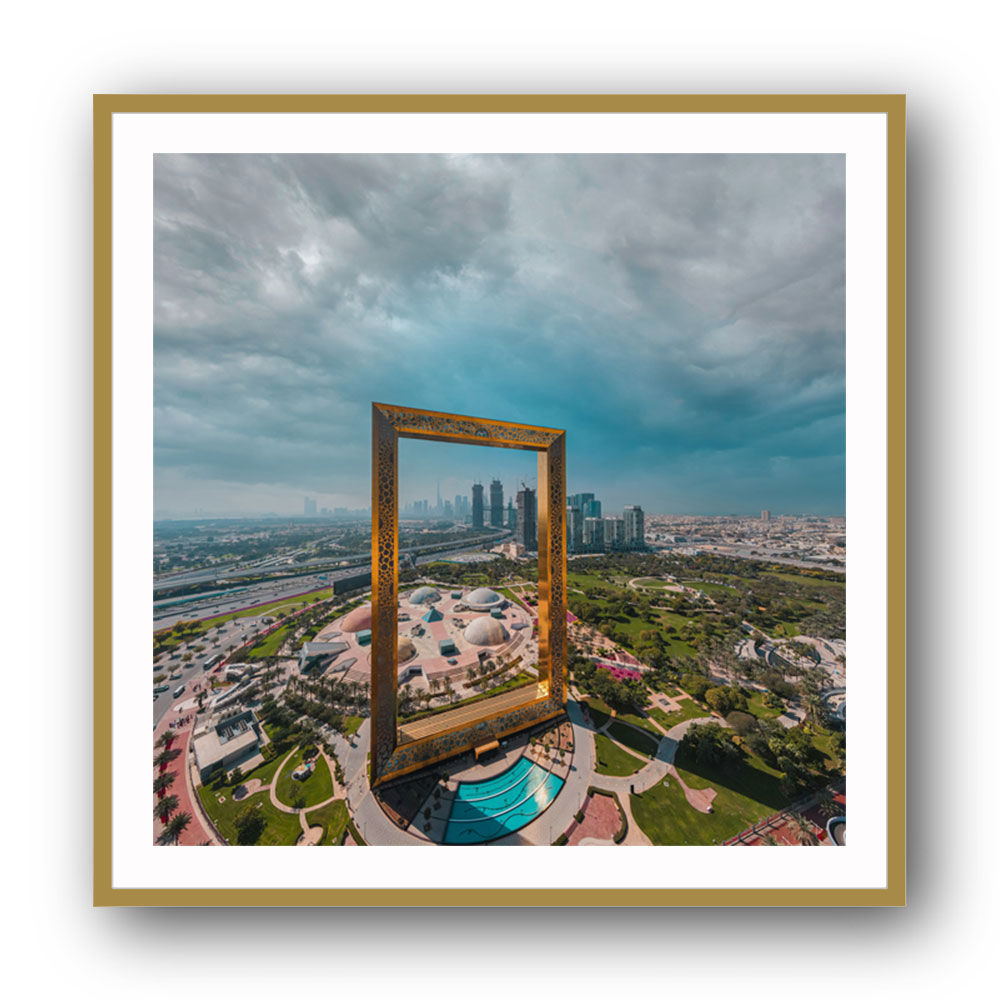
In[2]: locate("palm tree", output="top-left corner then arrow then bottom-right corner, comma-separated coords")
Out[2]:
154,748 -> 180,770
785,813 -> 818,846
759,833 -> 780,846
162,811 -> 192,844
152,772 -> 176,798
154,794 -> 179,823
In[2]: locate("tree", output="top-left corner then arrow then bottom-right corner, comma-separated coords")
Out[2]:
726,711 -> 757,736
154,747 -> 181,769
154,794 -> 179,823
162,811 -> 192,845
152,772 -> 176,798
785,812 -> 818,846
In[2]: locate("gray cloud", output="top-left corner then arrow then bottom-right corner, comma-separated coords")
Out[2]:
154,153 -> 844,515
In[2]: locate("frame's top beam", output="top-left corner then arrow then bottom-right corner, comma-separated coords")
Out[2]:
373,402 -> 564,451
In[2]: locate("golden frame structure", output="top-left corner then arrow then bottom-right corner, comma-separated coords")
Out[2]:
370,402 -> 567,785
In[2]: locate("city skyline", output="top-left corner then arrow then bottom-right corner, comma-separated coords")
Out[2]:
154,153 -> 845,517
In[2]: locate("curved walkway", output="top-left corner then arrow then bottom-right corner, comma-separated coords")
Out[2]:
265,745 -> 347,843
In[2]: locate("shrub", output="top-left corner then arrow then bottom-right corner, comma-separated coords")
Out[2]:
681,673 -> 712,701
726,711 -> 757,736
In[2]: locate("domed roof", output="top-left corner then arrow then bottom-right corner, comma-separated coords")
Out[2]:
464,615 -> 509,646
341,604 -> 372,633
397,636 -> 416,662
465,587 -> 503,608
409,586 -> 441,606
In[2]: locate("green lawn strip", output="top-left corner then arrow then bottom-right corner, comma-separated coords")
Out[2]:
244,623 -> 297,659
762,571 -> 845,591
198,588 -> 334,632
606,720 -> 659,758
593,732 -> 647,776
745,690 -> 784,720
630,749 -> 790,845
496,587 -> 530,610
344,715 -> 364,737
614,711 -> 662,737
632,577 -> 670,588
648,700 -> 711,729
305,799 -> 350,845
197,786 -> 303,845
275,747 -> 334,808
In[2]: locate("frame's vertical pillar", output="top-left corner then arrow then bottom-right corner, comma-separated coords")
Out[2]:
370,404 -> 399,782
537,432 -> 567,704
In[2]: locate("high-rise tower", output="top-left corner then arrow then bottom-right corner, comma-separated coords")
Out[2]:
566,505 -> 583,553
489,479 -> 504,528
623,504 -> 645,549
471,483 -> 484,528
516,484 -> 537,551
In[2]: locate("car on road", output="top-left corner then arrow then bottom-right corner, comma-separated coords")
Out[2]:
154,684 -> 170,693
173,684 -> 186,698
169,671 -> 181,680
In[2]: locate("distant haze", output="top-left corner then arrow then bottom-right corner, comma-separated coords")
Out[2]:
154,153 -> 845,517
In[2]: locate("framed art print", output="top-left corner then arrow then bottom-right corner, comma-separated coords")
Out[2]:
94,95 -> 905,905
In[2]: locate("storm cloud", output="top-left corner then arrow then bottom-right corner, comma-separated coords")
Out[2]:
154,153 -> 845,516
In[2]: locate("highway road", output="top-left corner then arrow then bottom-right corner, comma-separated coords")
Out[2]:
152,536 -> 512,631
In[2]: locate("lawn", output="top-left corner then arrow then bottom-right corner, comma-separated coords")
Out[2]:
496,586 -> 530,610
606,720 -> 659,758
632,577 -> 671,588
745,689 -> 784,720
245,623 -> 296,659
305,799 -> 350,845
593,732 -> 647,776
344,715 -> 364,737
630,748 -> 790,845
197,785 -> 303,845
275,747 -> 334,809
198,588 -> 334,632
648,699 -> 711,730
614,710 -> 662,737
762,571 -> 845,591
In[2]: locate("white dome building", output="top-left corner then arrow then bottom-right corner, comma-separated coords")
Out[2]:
408,586 -> 441,606
463,587 -> 504,612
464,616 -> 509,646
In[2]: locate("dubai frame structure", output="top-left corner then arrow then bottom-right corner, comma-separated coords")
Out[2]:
370,403 -> 569,785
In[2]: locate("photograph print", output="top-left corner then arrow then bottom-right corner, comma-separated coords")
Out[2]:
151,151 -> 847,850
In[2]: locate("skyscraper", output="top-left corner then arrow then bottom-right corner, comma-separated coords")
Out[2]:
304,497 -> 317,516
761,510 -> 771,521
489,479 -> 504,528
583,498 -> 602,520
506,499 -> 517,529
604,516 -> 625,550
566,505 -> 583,553
471,483 -> 484,528
623,504 -> 645,549
516,484 -> 537,551
583,517 -> 604,551
568,492 -> 594,511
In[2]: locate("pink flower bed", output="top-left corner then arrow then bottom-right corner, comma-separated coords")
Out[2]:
596,662 -> 642,682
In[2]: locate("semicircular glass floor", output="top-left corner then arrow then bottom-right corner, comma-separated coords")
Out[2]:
443,755 -> 564,844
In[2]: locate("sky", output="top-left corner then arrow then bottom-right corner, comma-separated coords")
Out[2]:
153,153 -> 845,518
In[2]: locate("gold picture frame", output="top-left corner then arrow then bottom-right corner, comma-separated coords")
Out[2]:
370,403 -> 567,785
95,93 -> 905,906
